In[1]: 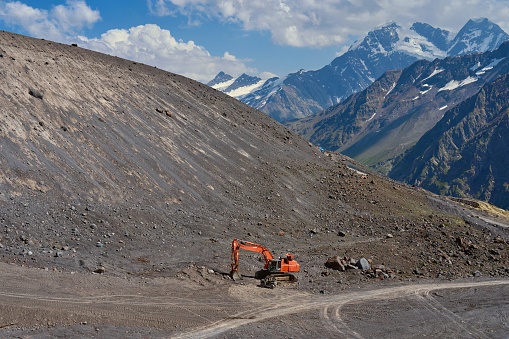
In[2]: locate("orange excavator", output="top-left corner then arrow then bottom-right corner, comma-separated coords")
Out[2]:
229,239 -> 300,288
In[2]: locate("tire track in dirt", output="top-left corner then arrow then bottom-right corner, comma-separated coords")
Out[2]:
321,304 -> 363,339
416,290 -> 489,338
0,290 -> 229,330
174,280 -> 509,338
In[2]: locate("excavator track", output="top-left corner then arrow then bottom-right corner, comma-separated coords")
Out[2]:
260,273 -> 297,288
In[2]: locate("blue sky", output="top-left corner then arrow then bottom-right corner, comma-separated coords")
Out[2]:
0,1 -> 508,82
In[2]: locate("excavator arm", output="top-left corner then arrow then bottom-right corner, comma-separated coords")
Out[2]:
231,239 -> 274,280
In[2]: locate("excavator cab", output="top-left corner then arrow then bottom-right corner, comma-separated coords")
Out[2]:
267,259 -> 282,272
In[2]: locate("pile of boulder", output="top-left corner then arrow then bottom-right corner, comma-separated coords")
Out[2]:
325,256 -> 396,279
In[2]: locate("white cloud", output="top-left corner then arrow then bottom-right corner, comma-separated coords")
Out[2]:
79,24 -> 255,82
0,1 -> 252,81
147,0 -> 175,16
0,0 -> 100,42
155,0 -> 509,48
52,0 -> 100,32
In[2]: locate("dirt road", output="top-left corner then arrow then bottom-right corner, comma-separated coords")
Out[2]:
176,280 -> 509,338
1,263 -> 508,338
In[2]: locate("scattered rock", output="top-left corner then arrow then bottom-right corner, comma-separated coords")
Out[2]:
413,268 -> 424,275
29,88 -> 43,99
356,258 -> 370,271
93,267 -> 105,274
338,230 -> 346,237
325,256 -> 345,271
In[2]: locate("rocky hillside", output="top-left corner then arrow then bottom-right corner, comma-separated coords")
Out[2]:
390,74 -> 509,209
286,40 -> 509,174
212,18 -> 509,122
0,31 -> 507,287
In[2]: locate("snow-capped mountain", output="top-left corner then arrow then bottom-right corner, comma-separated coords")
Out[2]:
208,73 -> 277,99
286,40 -> 509,174
448,18 -> 509,56
208,71 -> 233,87
209,18 -> 509,122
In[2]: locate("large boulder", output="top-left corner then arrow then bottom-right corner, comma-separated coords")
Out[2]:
325,256 -> 345,271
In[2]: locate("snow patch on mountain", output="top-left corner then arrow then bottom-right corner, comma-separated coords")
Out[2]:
212,79 -> 235,91
228,79 -> 266,98
484,58 -> 505,69
396,33 -> 447,60
438,76 -> 478,92
421,69 -> 444,82
384,83 -> 396,98
421,84 -> 432,94
367,112 -> 378,122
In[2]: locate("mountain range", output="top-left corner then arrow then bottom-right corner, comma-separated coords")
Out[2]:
286,40 -> 509,168
209,18 -> 509,122
286,39 -> 509,208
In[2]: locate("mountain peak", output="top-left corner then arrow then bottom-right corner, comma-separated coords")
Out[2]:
410,22 -> 452,51
448,18 -> 509,56
350,22 -> 401,54
374,21 -> 399,30
207,71 -> 233,86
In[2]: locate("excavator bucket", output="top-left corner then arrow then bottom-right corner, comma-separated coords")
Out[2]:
230,269 -> 243,281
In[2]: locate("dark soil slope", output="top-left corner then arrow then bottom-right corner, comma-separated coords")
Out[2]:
0,31 -> 507,286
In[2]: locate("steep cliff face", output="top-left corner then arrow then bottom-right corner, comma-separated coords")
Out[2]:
390,74 -> 509,209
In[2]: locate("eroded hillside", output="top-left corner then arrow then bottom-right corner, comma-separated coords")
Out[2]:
0,31 -> 507,290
